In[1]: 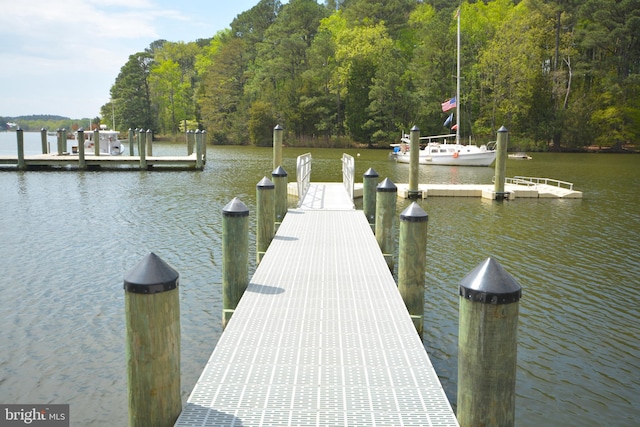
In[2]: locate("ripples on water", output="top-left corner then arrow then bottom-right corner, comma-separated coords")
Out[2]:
0,134 -> 638,426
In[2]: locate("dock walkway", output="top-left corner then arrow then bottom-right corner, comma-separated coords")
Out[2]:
0,153 -> 201,170
175,184 -> 458,426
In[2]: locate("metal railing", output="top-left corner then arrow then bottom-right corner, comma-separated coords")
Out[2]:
342,153 -> 355,201
296,153 -> 312,207
499,176 -> 575,190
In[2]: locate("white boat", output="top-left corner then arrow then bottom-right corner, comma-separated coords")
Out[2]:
391,135 -> 497,166
508,152 -> 532,160
390,8 -> 496,167
75,126 -> 125,155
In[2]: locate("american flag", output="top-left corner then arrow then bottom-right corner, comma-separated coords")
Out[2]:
441,97 -> 456,112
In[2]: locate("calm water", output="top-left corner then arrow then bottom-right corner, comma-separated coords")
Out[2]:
1,132 -> 639,426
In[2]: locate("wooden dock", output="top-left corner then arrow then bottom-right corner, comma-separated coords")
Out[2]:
0,153 -> 202,170
175,183 -> 459,426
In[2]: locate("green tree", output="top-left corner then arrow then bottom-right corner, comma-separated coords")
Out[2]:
109,51 -> 155,131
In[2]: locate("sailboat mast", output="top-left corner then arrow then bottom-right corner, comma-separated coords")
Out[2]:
456,8 -> 461,144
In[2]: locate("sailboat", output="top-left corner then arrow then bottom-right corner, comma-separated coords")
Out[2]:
391,9 -> 497,167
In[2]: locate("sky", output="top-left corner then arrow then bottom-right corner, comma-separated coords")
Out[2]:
0,0 -> 283,119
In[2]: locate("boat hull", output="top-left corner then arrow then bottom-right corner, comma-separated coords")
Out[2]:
392,149 -> 496,166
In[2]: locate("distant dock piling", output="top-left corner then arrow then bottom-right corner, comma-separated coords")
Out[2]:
77,129 -> 86,170
408,126 -> 421,199
124,252 -> 181,427
375,178 -> 397,270
457,257 -> 521,427
222,197 -> 249,328
256,177 -> 275,263
398,202 -> 428,337
363,168 -> 379,226
40,128 -> 47,154
128,128 -> 135,156
494,126 -> 509,200
195,130 -> 203,169
273,124 -> 283,170
272,166 -> 288,226
17,129 -> 25,170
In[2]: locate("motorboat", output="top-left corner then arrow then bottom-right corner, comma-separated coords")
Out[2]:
391,134 -> 497,166
75,126 -> 124,155
508,152 -> 532,160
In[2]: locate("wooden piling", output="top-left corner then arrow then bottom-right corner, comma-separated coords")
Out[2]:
124,252 -> 181,427
187,130 -> 194,156
272,166 -> 288,226
222,197 -> 249,328
16,128 -> 25,170
40,128 -> 48,154
146,129 -> 153,157
93,129 -> 100,156
202,130 -> 207,163
77,129 -> 86,170
363,168 -> 379,226
128,128 -> 135,156
494,126 -> 509,200
139,130 -> 147,169
375,178 -> 397,270
398,202 -> 428,337
408,126 -> 421,199
273,124 -> 283,170
256,177 -> 275,263
457,257 -> 521,427
195,130 -> 203,170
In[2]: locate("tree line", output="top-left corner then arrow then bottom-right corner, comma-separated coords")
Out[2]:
104,0 -> 640,151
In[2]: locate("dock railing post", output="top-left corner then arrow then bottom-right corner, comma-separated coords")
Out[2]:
195,130 -> 203,170
77,128 -> 86,170
398,202 -> 428,337
408,126 -> 421,199
457,257 -> 521,427
17,128 -> 26,170
222,197 -> 249,328
128,128 -> 135,156
93,129 -> 100,156
124,252 -> 181,427
139,130 -> 147,169
272,166 -> 288,228
363,168 -> 379,227
40,128 -> 48,154
256,177 -> 275,263
375,178 -> 397,270
494,126 -> 509,200
273,124 -> 283,170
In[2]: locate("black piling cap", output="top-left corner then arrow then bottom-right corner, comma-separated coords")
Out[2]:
400,202 -> 428,222
223,197 -> 249,217
257,176 -> 275,189
272,166 -> 288,177
124,252 -> 179,294
377,177 -> 397,192
459,257 -> 522,304
364,168 -> 379,178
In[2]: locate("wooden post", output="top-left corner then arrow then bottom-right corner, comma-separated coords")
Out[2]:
363,168 -> 379,227
222,197 -> 249,328
16,128 -> 26,170
202,130 -> 207,163
272,166 -> 288,228
187,130 -> 194,156
256,177 -> 275,263
195,130 -> 203,170
128,128 -> 135,156
40,128 -> 48,154
457,257 -> 521,427
77,128 -> 86,170
273,124 -> 283,170
375,178 -> 397,270
93,129 -> 100,156
124,252 -> 181,427
146,128 -> 153,157
398,202 -> 428,337
56,128 -> 63,155
139,130 -> 147,169
494,126 -> 509,200
408,125 -> 421,199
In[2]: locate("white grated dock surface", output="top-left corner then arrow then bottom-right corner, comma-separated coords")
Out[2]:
175,209 -> 458,427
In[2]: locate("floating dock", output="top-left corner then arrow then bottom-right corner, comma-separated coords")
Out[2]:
175,183 -> 459,427
0,153 -> 202,170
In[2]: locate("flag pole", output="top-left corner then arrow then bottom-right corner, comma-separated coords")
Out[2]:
456,7 -> 461,145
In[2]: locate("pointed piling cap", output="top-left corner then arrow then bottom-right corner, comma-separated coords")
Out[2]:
411,125 -> 420,132
377,177 -> 397,192
223,197 -> 249,217
274,124 -> 283,130
364,167 -> 379,178
400,202 -> 428,222
498,125 -> 508,133
272,165 -> 288,177
124,252 -> 179,294
257,176 -> 275,189
459,257 -> 521,304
